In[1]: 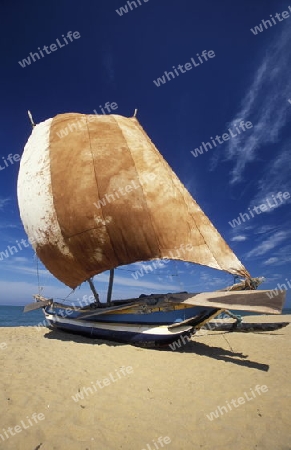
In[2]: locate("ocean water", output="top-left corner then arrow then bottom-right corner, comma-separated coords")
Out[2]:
0,305 -> 290,327
0,306 -> 45,327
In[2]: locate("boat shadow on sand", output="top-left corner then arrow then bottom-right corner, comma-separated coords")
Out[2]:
160,339 -> 270,372
43,328 -> 270,372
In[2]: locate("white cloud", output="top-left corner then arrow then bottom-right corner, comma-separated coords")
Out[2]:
263,257 -> 279,266
0,280 -> 73,305
246,231 -> 289,258
217,25 -> 291,184
0,223 -> 19,229
0,261 -> 48,277
231,235 -> 247,242
96,272 -> 180,292
248,143 -> 291,212
261,243 -> 291,266
0,197 -> 10,210
264,273 -> 284,283
12,257 -> 30,263
102,45 -> 115,87
255,225 -> 277,234
186,270 -> 230,291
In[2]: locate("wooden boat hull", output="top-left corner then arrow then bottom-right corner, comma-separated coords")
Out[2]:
41,303 -> 221,345
29,287 -> 286,345
44,312 -> 198,346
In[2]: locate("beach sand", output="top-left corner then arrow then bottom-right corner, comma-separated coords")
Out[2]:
0,314 -> 290,450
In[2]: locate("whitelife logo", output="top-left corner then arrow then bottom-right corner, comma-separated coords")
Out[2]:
18,31 -> 81,68
191,120 -> 253,158
56,102 -> 118,139
0,412 -> 45,443
0,342 -> 7,351
34,294 -> 97,330
116,0 -> 149,16
0,153 -> 21,172
153,50 -> 215,87
266,276 -> 291,299
250,5 -> 291,35
131,244 -> 194,281
0,222 -> 61,262
93,173 -> 156,209
206,385 -> 268,421
0,238 -> 31,262
141,436 -> 171,450
228,191 -> 290,228
71,366 -> 133,402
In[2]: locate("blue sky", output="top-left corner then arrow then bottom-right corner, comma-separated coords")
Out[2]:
0,0 -> 291,306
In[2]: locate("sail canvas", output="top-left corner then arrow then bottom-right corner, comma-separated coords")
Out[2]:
18,113 -> 250,288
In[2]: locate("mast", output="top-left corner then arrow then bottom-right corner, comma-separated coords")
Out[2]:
106,269 -> 114,306
27,110 -> 36,128
87,278 -> 101,306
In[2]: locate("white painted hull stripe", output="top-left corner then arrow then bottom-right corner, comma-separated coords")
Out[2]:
45,314 -> 193,335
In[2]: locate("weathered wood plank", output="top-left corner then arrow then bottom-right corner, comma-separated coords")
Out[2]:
167,290 -> 286,314
23,298 -> 53,312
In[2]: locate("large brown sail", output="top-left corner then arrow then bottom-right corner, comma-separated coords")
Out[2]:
17,113 -> 250,288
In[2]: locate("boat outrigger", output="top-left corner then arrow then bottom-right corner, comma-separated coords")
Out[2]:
18,112 -> 286,346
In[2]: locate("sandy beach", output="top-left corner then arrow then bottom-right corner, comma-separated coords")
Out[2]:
0,314 -> 290,450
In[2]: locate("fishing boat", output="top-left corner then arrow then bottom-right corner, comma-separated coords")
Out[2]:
18,112 -> 286,346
